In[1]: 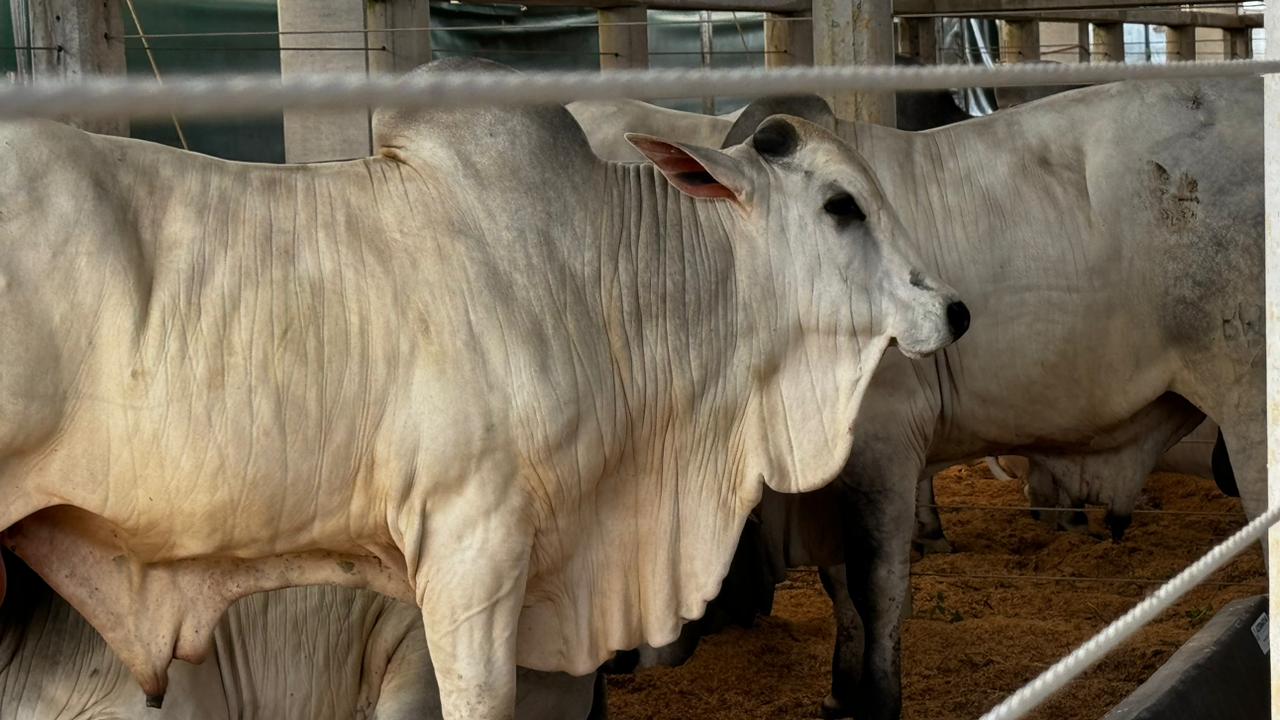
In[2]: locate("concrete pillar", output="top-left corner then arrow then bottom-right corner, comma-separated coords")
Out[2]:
1226,28 -> 1252,59
813,0 -> 895,125
24,0 -> 128,135
598,7 -> 648,70
367,0 -> 433,74
765,12 -> 813,68
1000,20 -> 1040,62
1091,22 -> 1124,62
1164,25 -> 1196,61
1036,21 -> 1083,63
278,0 -> 370,162
388,0 -> 432,72
898,17 -> 938,64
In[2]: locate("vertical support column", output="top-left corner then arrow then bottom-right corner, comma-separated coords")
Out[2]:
278,0 -> 370,162
699,10 -> 715,114
1164,24 -> 1196,61
10,0 -> 32,81
598,7 -> 648,71
999,20 -> 1040,62
765,12 -> 812,68
898,17 -> 938,64
813,0 -> 895,125
1076,22 -> 1089,61
369,0 -> 433,74
25,0 -> 128,135
1091,22 -> 1124,62
1226,28 -> 1252,59
1267,0 -> 1280,714
367,1 -> 392,75
388,0 -> 432,72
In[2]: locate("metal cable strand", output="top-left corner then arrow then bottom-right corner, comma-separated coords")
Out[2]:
0,59 -> 1277,121
979,503 -> 1280,720
926,502 -> 1242,517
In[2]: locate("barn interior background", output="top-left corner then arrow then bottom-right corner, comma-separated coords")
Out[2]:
3,0 -> 1265,161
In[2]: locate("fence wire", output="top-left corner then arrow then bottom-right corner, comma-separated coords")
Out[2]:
0,58 -> 1276,121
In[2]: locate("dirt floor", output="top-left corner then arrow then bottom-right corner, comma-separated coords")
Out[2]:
606,463 -> 1265,720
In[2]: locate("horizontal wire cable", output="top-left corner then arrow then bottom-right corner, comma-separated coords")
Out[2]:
783,567 -> 1264,588
927,503 -> 1243,518
910,570 -> 1264,588
0,58 -> 1275,121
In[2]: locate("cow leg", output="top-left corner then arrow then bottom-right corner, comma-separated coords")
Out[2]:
409,502 -> 531,720
818,563 -> 864,719
836,459 -> 918,720
913,474 -> 951,555
1211,429 -> 1240,497
1216,416 -> 1267,524
586,672 -> 610,720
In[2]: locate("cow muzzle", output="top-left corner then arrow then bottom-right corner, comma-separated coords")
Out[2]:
891,282 -> 969,359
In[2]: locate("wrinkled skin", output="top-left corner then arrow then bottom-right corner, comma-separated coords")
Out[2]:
570,79 -> 1255,720
774,79 -> 1264,720
0,552 -> 596,720
0,58 -> 964,720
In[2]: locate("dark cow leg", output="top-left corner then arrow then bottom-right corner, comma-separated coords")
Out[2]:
1105,511 -> 1132,542
838,462 -> 918,720
1211,429 -> 1238,497
587,673 -> 610,720
912,474 -> 952,556
818,564 -> 864,719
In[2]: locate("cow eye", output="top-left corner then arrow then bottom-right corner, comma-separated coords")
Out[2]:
823,193 -> 865,221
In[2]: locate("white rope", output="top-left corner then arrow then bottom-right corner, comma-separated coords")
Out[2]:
978,503 -> 1280,720
1,59 -> 1276,121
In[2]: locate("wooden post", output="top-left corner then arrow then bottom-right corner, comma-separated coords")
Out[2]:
278,0 -> 370,162
1091,22 -> 1124,62
765,12 -> 813,68
813,0 -> 895,125
1164,24 -> 1196,61
598,7 -> 649,70
1225,28 -> 1252,59
898,17 -> 938,64
999,20 -> 1040,62
24,0 -> 127,135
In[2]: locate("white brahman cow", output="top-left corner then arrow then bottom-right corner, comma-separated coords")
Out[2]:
0,58 -> 966,719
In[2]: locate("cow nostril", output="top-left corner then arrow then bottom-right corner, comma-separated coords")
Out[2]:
946,301 -> 970,340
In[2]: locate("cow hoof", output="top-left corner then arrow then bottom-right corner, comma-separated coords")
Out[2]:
820,695 -> 856,720
914,535 -> 953,555
145,693 -> 165,709
1105,513 -> 1131,543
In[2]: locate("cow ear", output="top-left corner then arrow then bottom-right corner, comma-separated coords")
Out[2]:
625,133 -> 752,204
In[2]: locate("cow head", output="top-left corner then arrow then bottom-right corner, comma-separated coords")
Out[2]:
626,115 -> 968,360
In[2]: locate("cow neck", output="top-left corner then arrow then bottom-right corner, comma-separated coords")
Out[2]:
593,160 -> 750,454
